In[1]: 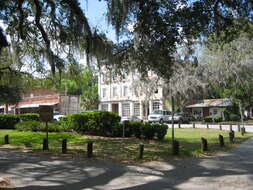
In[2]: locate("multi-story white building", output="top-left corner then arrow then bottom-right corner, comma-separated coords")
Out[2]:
98,69 -> 170,120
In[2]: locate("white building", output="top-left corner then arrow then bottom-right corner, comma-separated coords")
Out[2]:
98,69 -> 170,120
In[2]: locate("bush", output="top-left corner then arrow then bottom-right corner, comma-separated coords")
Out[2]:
15,121 -> 71,132
141,123 -> 155,139
19,113 -> 39,121
128,121 -> 142,138
153,123 -> 168,140
63,111 -> 121,136
229,113 -> 240,121
0,114 -> 19,129
204,116 -> 222,123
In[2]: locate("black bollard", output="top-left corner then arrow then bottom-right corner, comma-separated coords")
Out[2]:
229,130 -> 235,143
207,124 -> 209,129
4,135 -> 9,144
62,139 -> 67,154
193,123 -> 195,128
241,127 -> 246,136
139,144 -> 144,159
87,142 -> 93,158
219,124 -> 222,130
172,140 -> 179,155
219,135 -> 224,147
178,123 -> 181,128
201,137 -> 208,151
43,138 -> 49,150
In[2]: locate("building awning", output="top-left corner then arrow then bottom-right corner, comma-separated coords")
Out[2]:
186,98 -> 233,108
16,102 -> 58,109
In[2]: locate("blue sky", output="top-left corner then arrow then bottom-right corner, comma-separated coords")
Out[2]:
80,0 -> 117,42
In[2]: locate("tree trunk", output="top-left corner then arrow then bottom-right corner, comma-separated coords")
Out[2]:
239,101 -> 245,128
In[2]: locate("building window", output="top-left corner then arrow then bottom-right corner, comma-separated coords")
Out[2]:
102,88 -> 107,98
152,101 -> 160,111
154,89 -> 158,94
123,86 -> 128,96
122,103 -> 130,117
134,103 -> 140,116
101,104 -> 108,111
112,87 -> 118,97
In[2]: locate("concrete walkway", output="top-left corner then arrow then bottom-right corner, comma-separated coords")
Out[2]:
1,139 -> 253,190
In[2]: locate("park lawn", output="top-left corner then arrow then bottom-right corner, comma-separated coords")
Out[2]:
0,128 -> 252,162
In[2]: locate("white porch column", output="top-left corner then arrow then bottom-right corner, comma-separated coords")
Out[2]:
108,103 -> 112,112
149,100 -> 153,114
98,104 -> 102,111
130,102 -> 134,119
118,102 -> 122,118
140,101 -> 143,120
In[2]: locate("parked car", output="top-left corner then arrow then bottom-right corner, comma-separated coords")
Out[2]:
148,110 -> 171,123
53,112 -> 65,121
168,112 -> 193,123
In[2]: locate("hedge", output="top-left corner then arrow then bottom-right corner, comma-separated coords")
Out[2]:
204,116 -> 223,123
0,114 -> 19,129
111,121 -> 168,140
62,111 -> 121,136
15,121 -> 71,132
19,113 -> 39,121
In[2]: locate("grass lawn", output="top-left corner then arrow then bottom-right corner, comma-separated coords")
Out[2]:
0,128 -> 252,162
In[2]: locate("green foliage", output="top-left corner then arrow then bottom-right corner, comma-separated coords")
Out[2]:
63,111 -> 121,136
204,116 -> 222,123
0,114 -> 19,129
19,113 -> 39,121
141,123 -> 155,139
152,123 -> 168,140
228,114 -> 240,122
80,68 -> 99,110
15,121 -> 70,132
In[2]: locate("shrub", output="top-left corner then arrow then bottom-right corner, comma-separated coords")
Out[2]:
229,113 -> 240,121
15,121 -> 71,132
112,123 -> 123,137
141,123 -> 155,139
19,113 -> 39,121
128,121 -> 142,138
0,114 -> 19,129
153,123 -> 168,140
63,111 -> 121,136
204,116 -> 222,123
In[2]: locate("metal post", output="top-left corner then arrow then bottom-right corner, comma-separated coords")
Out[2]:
139,144 -> 144,159
172,140 -> 179,155
62,139 -> 67,154
4,135 -> 9,144
171,96 -> 175,141
219,135 -> 224,147
43,138 -> 48,150
87,142 -> 93,158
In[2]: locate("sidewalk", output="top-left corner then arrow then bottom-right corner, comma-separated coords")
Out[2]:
1,138 -> 253,189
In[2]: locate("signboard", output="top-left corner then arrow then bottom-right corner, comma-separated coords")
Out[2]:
39,105 -> 53,122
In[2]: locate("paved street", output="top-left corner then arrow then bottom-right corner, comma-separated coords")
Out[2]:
1,138 -> 253,190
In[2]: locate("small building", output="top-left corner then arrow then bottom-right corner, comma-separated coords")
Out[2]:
186,98 -> 233,119
0,88 -> 80,115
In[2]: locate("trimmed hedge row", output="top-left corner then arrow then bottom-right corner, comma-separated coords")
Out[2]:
113,121 -> 168,140
0,113 -> 40,129
0,114 -> 19,129
15,121 -> 70,132
62,111 -> 121,136
204,116 -> 223,123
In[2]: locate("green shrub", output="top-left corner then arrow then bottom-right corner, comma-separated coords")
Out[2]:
204,116 -> 222,123
63,111 -> 121,136
19,113 -> 39,121
15,121 -> 71,132
229,113 -> 240,121
112,123 -> 123,137
153,123 -> 168,140
128,121 -> 142,138
141,123 -> 155,139
0,114 -> 19,129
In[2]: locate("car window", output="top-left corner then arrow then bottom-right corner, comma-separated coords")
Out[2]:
152,110 -> 162,114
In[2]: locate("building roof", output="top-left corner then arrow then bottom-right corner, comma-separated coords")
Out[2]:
186,98 -> 233,108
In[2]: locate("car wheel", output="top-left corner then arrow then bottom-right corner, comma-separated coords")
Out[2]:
159,119 -> 164,124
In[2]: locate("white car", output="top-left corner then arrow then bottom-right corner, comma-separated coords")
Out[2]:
53,114 -> 65,121
148,110 -> 171,123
